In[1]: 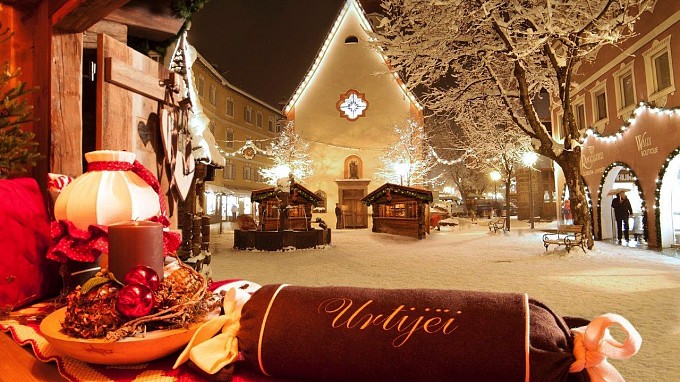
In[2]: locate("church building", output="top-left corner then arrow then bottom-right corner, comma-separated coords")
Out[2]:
284,0 -> 422,228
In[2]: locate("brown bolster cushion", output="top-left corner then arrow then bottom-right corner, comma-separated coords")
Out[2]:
238,284 -> 589,382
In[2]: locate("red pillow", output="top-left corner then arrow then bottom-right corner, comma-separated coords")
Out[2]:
0,178 -> 61,311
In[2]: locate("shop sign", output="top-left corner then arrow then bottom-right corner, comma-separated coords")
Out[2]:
581,145 -> 605,176
635,132 -> 659,157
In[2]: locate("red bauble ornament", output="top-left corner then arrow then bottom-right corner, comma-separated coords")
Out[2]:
116,283 -> 154,318
123,265 -> 160,291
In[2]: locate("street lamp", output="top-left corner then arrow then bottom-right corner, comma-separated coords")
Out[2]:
489,170 -> 501,217
522,152 -> 539,230
393,162 -> 409,186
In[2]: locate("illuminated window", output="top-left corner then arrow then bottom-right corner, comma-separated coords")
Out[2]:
643,36 -> 674,103
572,94 -> 586,131
377,202 -> 417,219
613,62 -> 636,116
336,89 -> 368,121
315,190 -> 327,212
197,75 -> 205,98
268,116 -> 275,132
243,165 -> 253,181
555,111 -> 565,141
209,85 -> 216,106
256,112 -> 263,128
244,106 -> 253,124
590,81 -> 608,129
206,193 -> 216,215
223,159 -> 235,180
226,129 -> 234,148
226,97 -> 234,116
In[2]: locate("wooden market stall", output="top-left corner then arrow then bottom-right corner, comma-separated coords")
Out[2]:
362,183 -> 433,240
234,182 -> 331,251
251,182 -> 322,231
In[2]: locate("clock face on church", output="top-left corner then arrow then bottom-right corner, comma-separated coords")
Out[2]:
336,89 -> 368,121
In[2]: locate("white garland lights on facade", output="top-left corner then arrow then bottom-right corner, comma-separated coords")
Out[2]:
581,101 -> 680,144
283,0 -> 422,115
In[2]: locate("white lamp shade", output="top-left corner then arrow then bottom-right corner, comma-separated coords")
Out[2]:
54,151 -> 161,230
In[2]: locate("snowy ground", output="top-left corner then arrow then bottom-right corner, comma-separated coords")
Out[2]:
209,218 -> 680,381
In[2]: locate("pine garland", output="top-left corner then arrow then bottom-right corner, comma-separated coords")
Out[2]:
0,24 -> 39,178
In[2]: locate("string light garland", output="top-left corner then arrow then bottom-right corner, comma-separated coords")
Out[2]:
653,146 -> 680,246
284,0 -> 422,115
429,146 -> 466,165
363,184 -> 433,205
580,101 -> 680,143
596,162 -> 648,243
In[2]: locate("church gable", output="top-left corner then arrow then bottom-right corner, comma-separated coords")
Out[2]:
284,0 -> 421,122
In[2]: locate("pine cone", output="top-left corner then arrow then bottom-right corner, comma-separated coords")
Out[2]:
62,282 -> 125,339
154,266 -> 204,311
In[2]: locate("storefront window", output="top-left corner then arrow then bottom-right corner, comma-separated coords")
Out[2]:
378,202 -> 417,218
673,169 -> 680,246
206,192 -> 216,215
243,198 -> 252,215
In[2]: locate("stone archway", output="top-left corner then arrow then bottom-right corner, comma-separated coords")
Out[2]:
597,163 -> 646,242
657,147 -> 680,247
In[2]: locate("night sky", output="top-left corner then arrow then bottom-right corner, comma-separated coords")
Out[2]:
188,0 -> 346,108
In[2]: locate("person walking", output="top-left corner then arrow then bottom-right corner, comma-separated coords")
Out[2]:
335,203 -> 343,229
611,192 -> 633,243
231,204 -> 238,222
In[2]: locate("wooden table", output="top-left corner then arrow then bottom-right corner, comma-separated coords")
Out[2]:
0,332 -> 64,381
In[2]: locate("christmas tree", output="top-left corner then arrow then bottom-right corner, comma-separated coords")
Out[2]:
0,22 -> 39,178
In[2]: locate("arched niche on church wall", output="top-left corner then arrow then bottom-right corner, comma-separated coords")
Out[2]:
344,156 -> 363,179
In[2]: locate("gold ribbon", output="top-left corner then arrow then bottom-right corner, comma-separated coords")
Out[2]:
173,288 -> 242,374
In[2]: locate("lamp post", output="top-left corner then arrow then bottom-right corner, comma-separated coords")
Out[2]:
489,170 -> 501,217
522,152 -> 539,230
393,162 -> 409,186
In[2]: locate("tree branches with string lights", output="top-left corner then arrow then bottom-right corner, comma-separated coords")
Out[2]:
259,121 -> 313,186
375,0 -> 656,248
375,116 -> 441,188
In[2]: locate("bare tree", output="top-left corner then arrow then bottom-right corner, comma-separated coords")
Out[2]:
376,0 -> 656,248
430,114 -> 531,230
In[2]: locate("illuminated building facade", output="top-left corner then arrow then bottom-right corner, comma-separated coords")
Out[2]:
192,54 -> 284,222
551,0 -> 680,248
284,0 -> 423,228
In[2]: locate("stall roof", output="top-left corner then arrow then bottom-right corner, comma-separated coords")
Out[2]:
251,183 -> 322,205
362,183 -> 433,205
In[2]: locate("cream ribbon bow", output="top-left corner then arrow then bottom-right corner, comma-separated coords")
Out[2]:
173,288 -> 246,374
569,313 -> 642,382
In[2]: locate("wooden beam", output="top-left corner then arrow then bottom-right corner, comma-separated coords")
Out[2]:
51,28 -> 83,177
84,19 -> 127,49
105,56 -> 175,104
32,1 -> 52,195
52,0 -> 131,32
107,0 -> 184,42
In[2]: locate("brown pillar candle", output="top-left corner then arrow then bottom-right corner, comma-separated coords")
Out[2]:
108,220 -> 164,280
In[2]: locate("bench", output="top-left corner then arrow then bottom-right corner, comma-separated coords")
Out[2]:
542,224 -> 586,253
488,217 -> 505,233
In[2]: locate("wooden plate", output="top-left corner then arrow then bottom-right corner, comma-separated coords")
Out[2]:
40,307 -> 217,365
